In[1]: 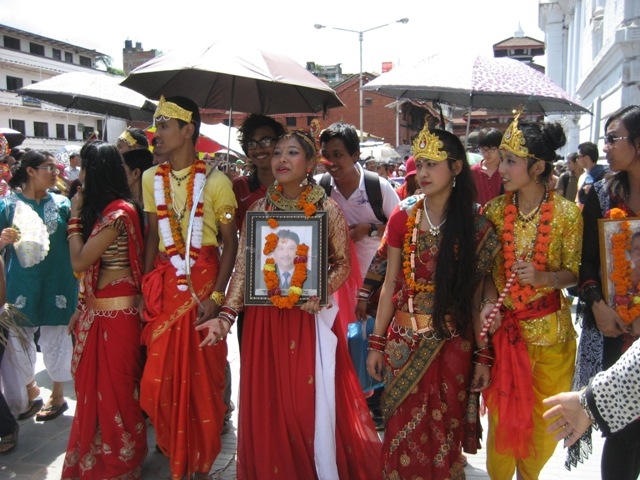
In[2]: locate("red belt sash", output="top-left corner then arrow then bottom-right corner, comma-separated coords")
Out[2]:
484,290 -> 560,458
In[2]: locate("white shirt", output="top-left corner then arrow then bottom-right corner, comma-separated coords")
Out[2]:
65,166 -> 80,182
315,163 -> 400,279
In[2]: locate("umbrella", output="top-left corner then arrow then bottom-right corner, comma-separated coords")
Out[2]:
120,40 -> 343,115
54,145 -> 81,167
362,54 -> 589,114
359,143 -> 400,162
362,53 -> 590,140
17,71 -> 156,122
198,123 -> 244,158
0,128 -> 26,149
144,125 -> 222,156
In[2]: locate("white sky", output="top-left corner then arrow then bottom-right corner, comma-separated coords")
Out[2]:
3,0 -> 545,75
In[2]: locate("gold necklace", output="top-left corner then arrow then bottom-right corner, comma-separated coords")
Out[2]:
169,175 -> 188,222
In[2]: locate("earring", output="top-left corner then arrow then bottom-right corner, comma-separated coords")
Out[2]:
452,176 -> 457,188
299,178 -> 309,187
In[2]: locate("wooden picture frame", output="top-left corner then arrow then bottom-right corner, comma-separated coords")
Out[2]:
598,217 -> 640,305
245,211 -> 328,306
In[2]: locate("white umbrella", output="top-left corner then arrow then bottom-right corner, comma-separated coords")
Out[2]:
359,143 -> 400,161
18,72 -> 156,122
199,123 -> 244,157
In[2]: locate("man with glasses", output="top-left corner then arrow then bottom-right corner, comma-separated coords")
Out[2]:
577,141 -> 607,208
471,127 -> 503,206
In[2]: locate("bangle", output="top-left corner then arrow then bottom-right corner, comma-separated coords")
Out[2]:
68,217 -> 82,225
550,271 -> 558,289
480,298 -> 497,310
580,282 -> 603,308
218,316 -> 232,332
579,388 -> 597,424
67,232 -> 83,240
209,291 -> 225,306
357,288 -> 371,301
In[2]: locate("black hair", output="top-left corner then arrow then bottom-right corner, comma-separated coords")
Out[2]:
578,141 -> 599,164
164,96 -> 201,145
122,148 -> 154,174
566,152 -> 578,164
319,122 -> 360,156
66,178 -> 82,199
8,150 -> 47,190
238,114 -> 286,155
124,128 -> 149,148
277,229 -> 300,245
519,121 -> 566,182
79,141 -> 142,240
424,129 -> 478,336
477,128 -> 503,148
604,105 -> 640,199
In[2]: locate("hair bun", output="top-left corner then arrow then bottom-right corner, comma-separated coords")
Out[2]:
541,122 -> 567,152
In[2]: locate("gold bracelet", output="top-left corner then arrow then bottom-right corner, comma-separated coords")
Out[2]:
209,291 -> 225,306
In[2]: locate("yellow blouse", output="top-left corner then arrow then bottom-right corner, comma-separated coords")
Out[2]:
484,193 -> 583,345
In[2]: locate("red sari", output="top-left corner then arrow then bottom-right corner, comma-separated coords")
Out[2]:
63,200 -> 147,480
140,246 -> 227,479
229,193 -> 382,479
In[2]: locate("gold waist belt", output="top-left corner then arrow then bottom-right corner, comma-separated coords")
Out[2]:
393,310 -> 454,334
85,295 -> 139,311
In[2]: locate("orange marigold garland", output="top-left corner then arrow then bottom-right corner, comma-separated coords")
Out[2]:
502,190 -> 554,310
262,217 -> 309,309
607,208 -> 640,324
402,197 -> 436,334
271,183 -> 317,217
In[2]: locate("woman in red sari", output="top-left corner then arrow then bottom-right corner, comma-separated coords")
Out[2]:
366,126 -> 499,480
198,130 -> 382,479
63,141 -> 147,479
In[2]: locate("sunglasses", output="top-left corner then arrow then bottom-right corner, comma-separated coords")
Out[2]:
247,137 -> 276,150
603,133 -> 628,146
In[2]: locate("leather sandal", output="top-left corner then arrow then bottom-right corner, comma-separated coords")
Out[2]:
35,401 -> 68,422
0,424 -> 19,454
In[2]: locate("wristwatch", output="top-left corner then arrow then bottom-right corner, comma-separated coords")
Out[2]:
368,223 -> 378,237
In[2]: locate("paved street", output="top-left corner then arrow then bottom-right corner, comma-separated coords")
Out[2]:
1,305 -> 606,479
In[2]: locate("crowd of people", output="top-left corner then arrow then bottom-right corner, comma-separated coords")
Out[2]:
0,100 -> 638,480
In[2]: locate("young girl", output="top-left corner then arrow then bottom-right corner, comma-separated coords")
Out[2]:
482,113 -> 583,479
366,125 -> 499,479
198,130 -> 382,479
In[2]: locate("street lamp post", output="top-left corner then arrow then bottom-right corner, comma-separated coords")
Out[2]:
315,18 -> 409,143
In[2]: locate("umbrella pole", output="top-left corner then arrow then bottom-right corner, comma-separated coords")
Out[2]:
465,105 -> 472,148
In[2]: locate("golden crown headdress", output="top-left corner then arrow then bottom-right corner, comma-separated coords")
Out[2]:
154,95 -> 193,124
118,130 -> 138,148
412,123 -> 448,162
500,111 -> 530,157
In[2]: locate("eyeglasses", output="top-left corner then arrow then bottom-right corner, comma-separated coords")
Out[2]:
35,165 -> 58,173
247,137 -> 276,150
603,133 -> 628,146
479,147 -> 498,154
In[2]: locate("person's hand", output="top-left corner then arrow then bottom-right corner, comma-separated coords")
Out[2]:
70,185 -> 83,217
513,261 -> 544,287
366,349 -> 385,381
355,299 -> 369,321
543,391 -> 592,447
470,364 -> 491,392
630,316 -> 640,336
592,300 -> 629,337
195,317 -> 229,348
0,227 -> 19,247
67,310 -> 81,336
349,223 -> 370,243
300,296 -> 323,315
480,301 -> 501,335
195,298 -> 220,325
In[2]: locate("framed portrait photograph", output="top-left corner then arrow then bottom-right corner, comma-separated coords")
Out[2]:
245,211 -> 328,306
598,217 -> 640,304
